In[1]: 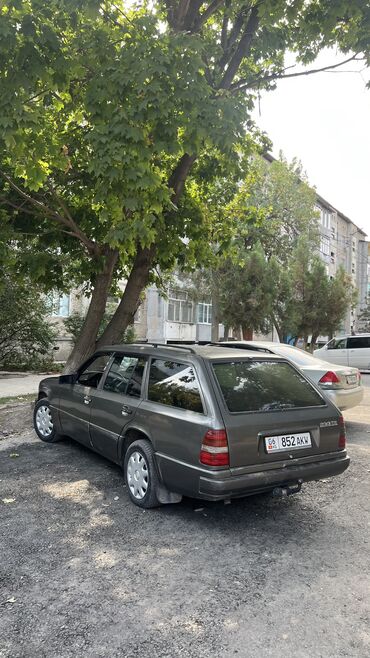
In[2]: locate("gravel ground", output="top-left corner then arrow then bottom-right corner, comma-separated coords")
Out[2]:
0,397 -> 370,658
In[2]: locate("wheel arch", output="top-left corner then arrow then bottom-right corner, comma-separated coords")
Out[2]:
119,427 -> 153,465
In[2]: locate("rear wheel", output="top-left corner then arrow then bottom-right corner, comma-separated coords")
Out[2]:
33,399 -> 61,443
124,440 -> 161,508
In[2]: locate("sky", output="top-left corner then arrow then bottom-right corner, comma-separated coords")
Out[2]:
252,50 -> 370,237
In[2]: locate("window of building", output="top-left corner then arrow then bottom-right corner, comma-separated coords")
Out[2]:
167,289 -> 193,323
148,359 -> 204,413
48,292 -> 70,317
320,236 -> 330,256
320,209 -> 331,229
198,302 -> 212,324
330,251 -> 335,264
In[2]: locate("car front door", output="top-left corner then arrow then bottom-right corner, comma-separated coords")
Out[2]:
324,338 -> 348,366
58,353 -> 112,447
89,354 -> 147,463
347,336 -> 370,369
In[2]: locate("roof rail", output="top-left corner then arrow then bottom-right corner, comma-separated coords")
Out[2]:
206,342 -> 271,353
148,342 -> 198,354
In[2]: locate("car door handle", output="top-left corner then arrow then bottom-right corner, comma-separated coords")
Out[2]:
84,396 -> 92,405
121,405 -> 132,416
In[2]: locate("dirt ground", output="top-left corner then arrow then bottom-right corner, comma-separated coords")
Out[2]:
1,398 -> 370,658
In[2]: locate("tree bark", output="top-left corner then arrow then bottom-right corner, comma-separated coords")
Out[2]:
211,270 -> 220,342
96,245 -> 156,348
241,325 -> 253,340
63,249 -> 119,373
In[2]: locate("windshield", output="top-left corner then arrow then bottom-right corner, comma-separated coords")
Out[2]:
212,360 -> 325,413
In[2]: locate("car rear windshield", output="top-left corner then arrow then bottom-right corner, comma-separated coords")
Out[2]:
212,360 -> 326,413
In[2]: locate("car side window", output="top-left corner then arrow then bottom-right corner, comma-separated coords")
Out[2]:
148,359 -> 204,414
104,355 -> 146,398
328,338 -> 347,350
77,354 -> 111,388
347,337 -> 370,349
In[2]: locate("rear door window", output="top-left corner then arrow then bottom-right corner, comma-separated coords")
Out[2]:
212,360 -> 325,413
148,359 -> 204,414
347,337 -> 370,349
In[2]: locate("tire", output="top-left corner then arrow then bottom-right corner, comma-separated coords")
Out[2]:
33,399 -> 61,443
124,439 -> 161,509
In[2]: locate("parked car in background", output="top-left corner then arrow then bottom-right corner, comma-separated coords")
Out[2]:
33,343 -> 349,508
218,341 -> 363,411
314,335 -> 370,371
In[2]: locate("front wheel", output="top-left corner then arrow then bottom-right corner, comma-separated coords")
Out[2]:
33,399 -> 61,443
124,440 -> 161,509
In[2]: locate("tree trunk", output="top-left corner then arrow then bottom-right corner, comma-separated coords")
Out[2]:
309,333 -> 319,353
241,325 -> 253,340
96,245 -> 156,348
64,250 -> 119,373
211,270 -> 220,342
301,334 -> 308,351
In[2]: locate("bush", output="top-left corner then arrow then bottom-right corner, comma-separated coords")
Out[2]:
64,312 -> 136,346
0,277 -> 57,370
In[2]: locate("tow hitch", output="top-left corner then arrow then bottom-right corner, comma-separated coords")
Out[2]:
272,479 -> 303,498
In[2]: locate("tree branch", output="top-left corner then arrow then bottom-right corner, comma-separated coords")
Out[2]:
231,54 -> 364,92
0,170 -> 100,257
219,5 -> 260,89
194,0 -> 225,30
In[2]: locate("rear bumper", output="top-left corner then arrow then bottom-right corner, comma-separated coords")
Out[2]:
199,452 -> 350,501
325,387 -> 363,411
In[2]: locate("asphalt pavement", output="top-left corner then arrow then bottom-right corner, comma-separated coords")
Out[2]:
0,390 -> 369,658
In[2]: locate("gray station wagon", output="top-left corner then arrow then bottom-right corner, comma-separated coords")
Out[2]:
33,343 -> 350,508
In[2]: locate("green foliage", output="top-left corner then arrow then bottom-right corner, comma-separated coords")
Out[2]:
232,154 -> 319,261
218,243 -> 274,335
0,0 -> 369,363
64,312 -> 136,346
280,238 -> 356,349
0,275 -> 57,370
358,302 -> 370,332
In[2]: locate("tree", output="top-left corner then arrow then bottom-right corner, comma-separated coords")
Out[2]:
1,1 -> 369,370
288,239 -> 356,350
358,303 -> 370,333
233,154 -> 319,262
218,243 -> 274,339
0,275 -> 57,369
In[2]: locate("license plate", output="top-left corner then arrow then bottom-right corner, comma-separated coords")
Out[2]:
265,432 -> 312,453
346,375 -> 357,385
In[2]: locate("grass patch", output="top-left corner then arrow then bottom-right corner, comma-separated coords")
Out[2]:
0,393 -> 36,406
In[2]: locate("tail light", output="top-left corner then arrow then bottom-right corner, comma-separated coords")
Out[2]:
338,415 -> 346,449
319,371 -> 342,388
200,429 -> 229,467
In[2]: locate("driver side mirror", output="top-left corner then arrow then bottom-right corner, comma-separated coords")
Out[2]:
59,372 -> 78,384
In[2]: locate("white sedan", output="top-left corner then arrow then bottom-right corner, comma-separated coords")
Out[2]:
218,341 -> 364,411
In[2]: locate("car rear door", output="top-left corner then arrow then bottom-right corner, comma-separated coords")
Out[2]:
209,357 -> 342,473
89,353 -> 147,463
347,336 -> 370,369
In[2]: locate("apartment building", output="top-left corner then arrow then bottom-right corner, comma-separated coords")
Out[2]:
315,194 -> 368,334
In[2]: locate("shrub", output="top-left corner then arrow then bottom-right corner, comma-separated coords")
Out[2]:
0,278 -> 57,370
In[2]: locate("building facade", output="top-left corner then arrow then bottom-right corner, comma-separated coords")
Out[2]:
315,194 -> 368,334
